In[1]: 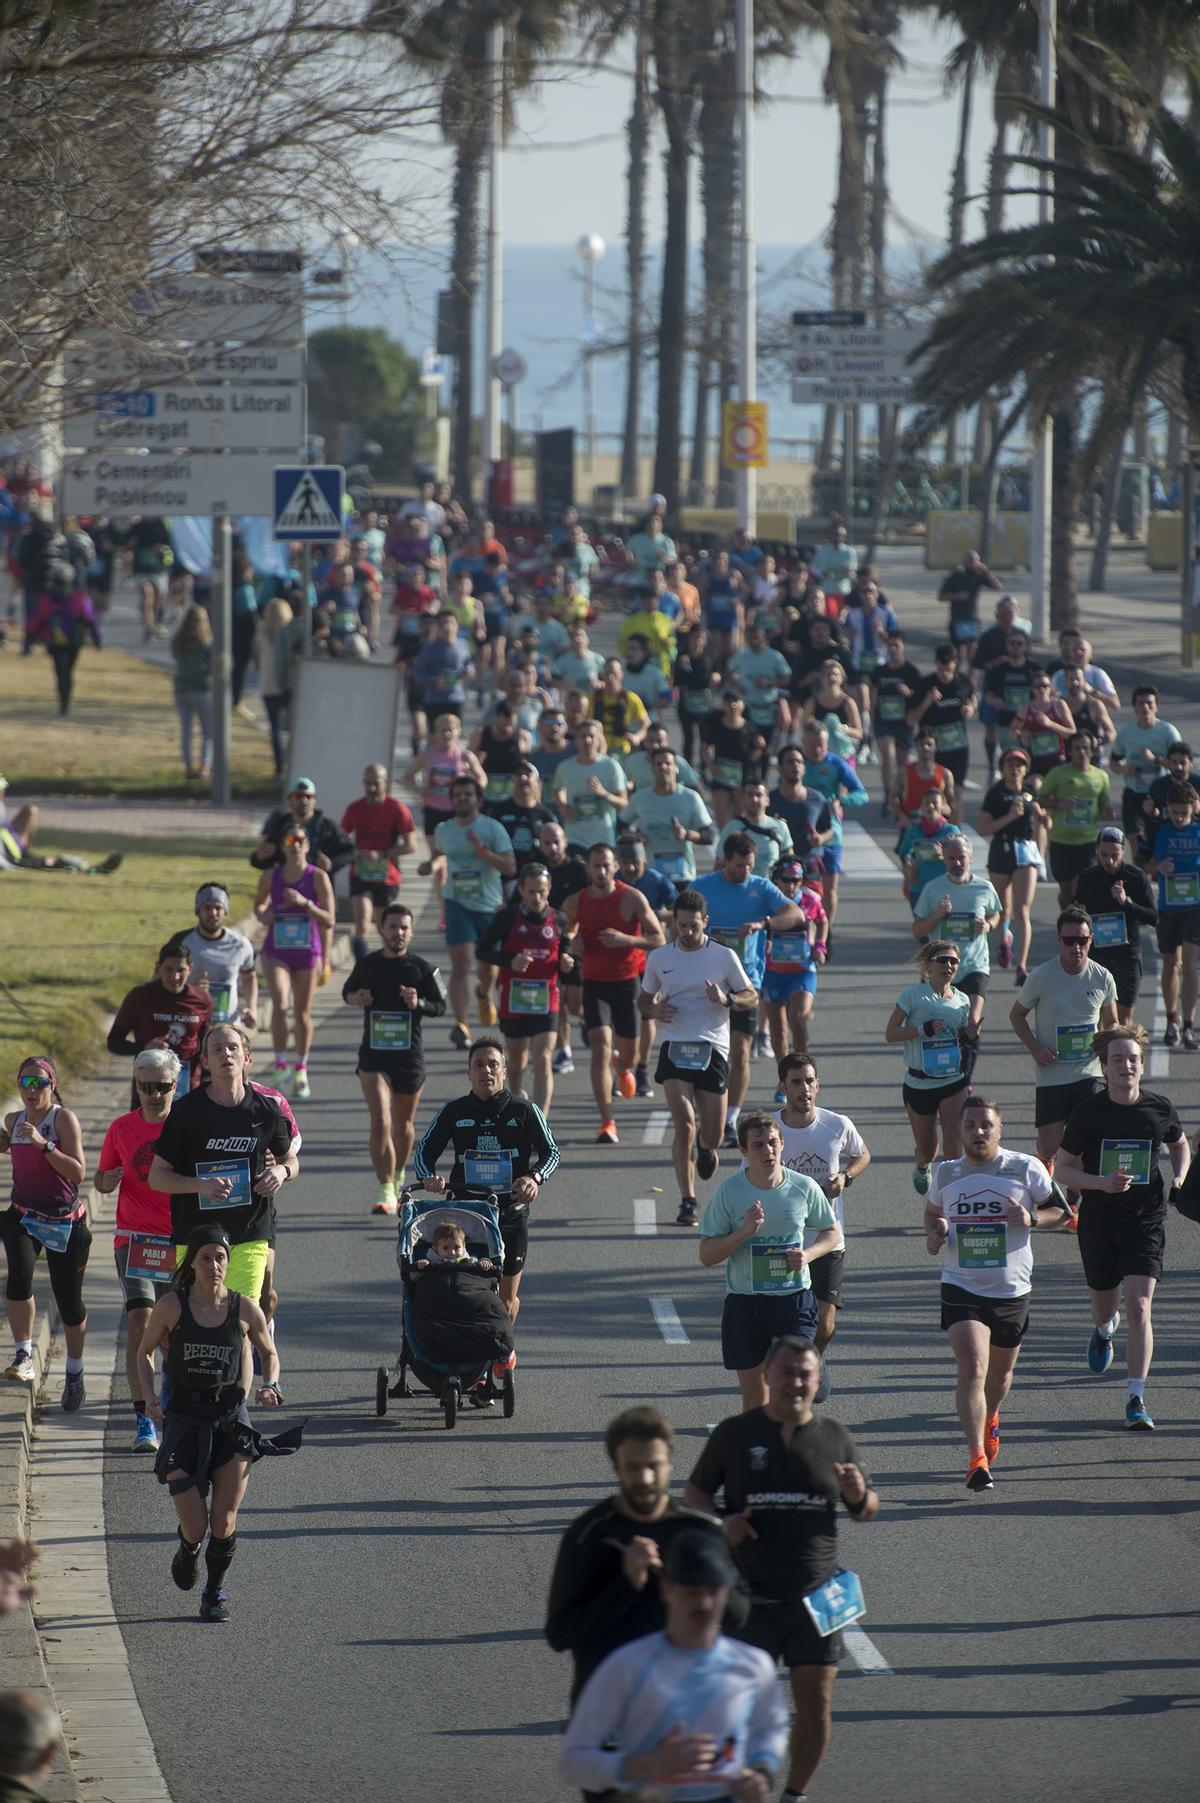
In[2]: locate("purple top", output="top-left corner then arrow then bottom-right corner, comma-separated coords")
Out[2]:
264,862 -> 321,959
10,1106 -> 81,1219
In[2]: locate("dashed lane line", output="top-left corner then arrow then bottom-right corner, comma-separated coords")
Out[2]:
633,1197 -> 658,1236
649,1297 -> 690,1343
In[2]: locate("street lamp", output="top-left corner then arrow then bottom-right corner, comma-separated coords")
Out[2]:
577,232 -> 605,471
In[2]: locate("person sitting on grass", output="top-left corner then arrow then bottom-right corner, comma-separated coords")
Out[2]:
0,776 -> 121,876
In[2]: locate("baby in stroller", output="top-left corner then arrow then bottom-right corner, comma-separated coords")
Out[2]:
407,1211 -> 515,1412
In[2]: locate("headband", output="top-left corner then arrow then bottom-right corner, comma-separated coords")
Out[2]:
195,884 -> 230,909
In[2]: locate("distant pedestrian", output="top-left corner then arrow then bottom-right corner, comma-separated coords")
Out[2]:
26,562 -> 101,715
171,600 -> 213,780
0,1687 -> 61,1801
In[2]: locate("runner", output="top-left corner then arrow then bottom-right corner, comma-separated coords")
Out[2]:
563,844 -> 665,1144
924,1094 -> 1064,1491
884,940 -> 973,1194
0,1057 -> 88,1406
871,630 -> 921,816
340,763 -> 416,962
615,834 -> 678,1094
899,789 -> 959,918
587,657 -> 650,757
405,712 -> 487,854
1036,732 -> 1112,905
889,725 -> 956,832
1056,1025 -> 1189,1431
555,718 -> 629,858
249,776 -> 354,879
419,775 -> 516,1045
730,619 -> 791,749
1148,782 -> 1200,1049
1075,826 -> 1157,1026
693,836 -> 802,1147
773,1053 -> 870,1368
675,622 -> 721,764
800,720 -> 868,953
471,700 -> 528,807
908,642 -> 976,823
768,745 -> 834,867
539,821 -> 589,1076
176,884 -> 257,1029
137,1224 -> 300,1624
412,1036 -> 559,1325
761,859 -> 826,1073
1009,904 -> 1118,1175
715,778 -> 793,877
619,745 -> 715,886
699,1112 -> 839,1407
910,832 -> 1002,1073
1110,686 -> 1180,838
484,760 -> 559,882
342,903 -> 448,1215
683,1336 -> 878,1803
701,690 -> 766,830
95,1048 -> 181,1448
253,825 -> 335,1099
477,864 -> 573,1115
410,609 -> 474,743
976,746 -> 1046,984
107,942 -> 211,1104
640,891 -> 755,1226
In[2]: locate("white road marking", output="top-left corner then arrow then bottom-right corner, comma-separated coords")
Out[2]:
839,820 -> 900,883
633,1197 -> 657,1236
650,1297 -> 690,1343
642,1109 -> 670,1145
844,1626 -> 895,1675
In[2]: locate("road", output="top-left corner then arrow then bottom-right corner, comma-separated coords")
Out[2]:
94,718 -> 1200,1803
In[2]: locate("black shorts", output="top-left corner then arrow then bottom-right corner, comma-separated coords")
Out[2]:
940,748 -> 969,787
1076,1201 -> 1165,1291
583,978 -> 638,1041
500,1011 -> 558,1040
720,1289 -> 817,1371
498,1201 -> 529,1277
940,1282 -> 1029,1347
655,1042 -> 730,1095
1156,909 -> 1200,954
1091,948 -> 1141,1009
987,848 -> 1018,879
1121,787 -> 1149,837
875,721 -> 912,754
743,1597 -> 843,1669
1033,1075 -> 1099,1130
356,1050 -> 426,1095
349,876 -> 400,907
423,806 -> 452,840
1049,840 -> 1096,885
729,1006 -> 757,1039
902,1076 -> 969,1117
808,1248 -> 844,1307
955,971 -> 988,998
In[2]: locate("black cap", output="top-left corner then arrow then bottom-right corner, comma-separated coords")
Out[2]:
663,1527 -> 738,1587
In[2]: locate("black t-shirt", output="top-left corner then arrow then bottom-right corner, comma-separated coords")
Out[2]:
1073,862 -> 1157,962
1060,1089 -> 1183,1219
702,719 -> 767,786
484,799 -> 559,867
250,806 -> 353,872
768,786 -> 832,859
688,1408 -> 866,1601
983,658 -> 1041,725
911,671 -> 971,736
971,623 -> 1010,671
547,856 -> 588,913
789,641 -> 859,701
981,780 -> 1038,859
341,951 -> 448,1061
155,1084 -> 291,1244
938,563 -> 993,626
871,659 -> 921,733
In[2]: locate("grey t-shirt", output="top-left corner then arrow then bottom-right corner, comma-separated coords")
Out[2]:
178,927 -> 256,1023
1017,956 -> 1117,1086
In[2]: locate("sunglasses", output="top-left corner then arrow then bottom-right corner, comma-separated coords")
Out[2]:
283,834 -> 306,847
1059,935 -> 1091,946
137,1081 -> 174,1096
18,1074 -> 51,1090
931,955 -> 960,966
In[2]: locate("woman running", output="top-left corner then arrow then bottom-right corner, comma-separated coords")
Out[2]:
1014,673 -> 1074,782
977,746 -> 1047,984
406,713 -> 486,854
138,1224 -> 301,1624
908,643 -> 976,822
884,941 -> 973,1196
0,1057 -> 89,1406
801,657 -> 863,762
254,826 -> 335,1099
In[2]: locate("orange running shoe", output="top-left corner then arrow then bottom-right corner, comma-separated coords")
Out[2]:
983,1413 -> 1000,1466
596,1120 -> 618,1144
616,1065 -> 637,1101
965,1452 -> 993,1493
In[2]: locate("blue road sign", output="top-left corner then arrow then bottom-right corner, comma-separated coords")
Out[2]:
273,464 -> 345,541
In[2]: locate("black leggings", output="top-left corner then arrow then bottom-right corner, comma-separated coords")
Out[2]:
231,613 -> 257,706
50,644 -> 81,712
0,1207 -> 91,1326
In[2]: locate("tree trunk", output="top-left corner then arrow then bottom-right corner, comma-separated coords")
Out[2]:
973,75 -> 1017,466
1088,419 -> 1127,591
944,56 -> 974,470
449,135 -> 484,498
1050,402 -> 1079,630
619,13 -> 651,501
689,60 -> 736,506
652,111 -> 691,518
870,65 -> 890,460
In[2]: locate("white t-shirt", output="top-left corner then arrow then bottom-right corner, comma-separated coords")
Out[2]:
640,939 -> 751,1055
178,926 -> 256,1023
772,1108 -> 865,1251
930,1149 -> 1052,1298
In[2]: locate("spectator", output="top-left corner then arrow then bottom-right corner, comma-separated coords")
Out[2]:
0,1688 -> 60,1800
25,562 -> 101,716
170,601 -> 213,781
255,596 -> 294,778
230,554 -> 259,716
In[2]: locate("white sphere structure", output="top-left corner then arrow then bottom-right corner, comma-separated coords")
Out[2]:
576,232 -> 606,263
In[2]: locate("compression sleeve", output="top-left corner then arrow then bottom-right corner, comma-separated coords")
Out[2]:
412,1102 -> 455,1182
417,963 -> 449,1019
527,1101 -> 559,1183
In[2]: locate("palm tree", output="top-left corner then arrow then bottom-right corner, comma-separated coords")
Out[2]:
649,0 -> 698,516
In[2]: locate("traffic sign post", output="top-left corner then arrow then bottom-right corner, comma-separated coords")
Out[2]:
61,451 -> 277,516
722,400 -> 768,469
64,383 -> 304,452
790,314 -> 927,406
273,465 -> 345,541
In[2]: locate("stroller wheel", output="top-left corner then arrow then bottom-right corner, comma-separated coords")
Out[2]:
391,1353 -> 411,1399
375,1367 -> 389,1417
502,1367 -> 516,1419
444,1382 -> 459,1430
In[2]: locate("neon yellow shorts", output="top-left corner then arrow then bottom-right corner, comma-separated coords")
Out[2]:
174,1238 -> 269,1299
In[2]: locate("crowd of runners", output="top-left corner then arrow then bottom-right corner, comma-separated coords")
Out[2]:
3,495 -> 1199,1801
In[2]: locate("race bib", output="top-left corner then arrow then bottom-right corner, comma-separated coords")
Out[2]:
920,1038 -> 962,1079
508,979 -> 550,1015
879,694 -> 906,721
656,852 -> 687,880
273,914 -> 312,949
126,1232 -> 175,1283
207,982 -> 233,1023
668,1039 -> 713,1071
485,774 -> 513,802
195,1158 -> 252,1210
935,720 -> 967,752
1055,1022 -> 1093,1062
1030,730 -> 1060,757
956,1222 -> 1008,1268
354,852 -> 391,883
1064,796 -> 1095,829
1100,1139 -> 1152,1184
682,689 -> 714,715
769,935 -> 811,971
714,757 -> 744,788
858,650 -> 883,671
750,1238 -> 803,1293
369,1010 -> 412,1052
20,1211 -> 74,1253
463,1149 -> 513,1193
943,912 -> 977,943
428,765 -> 454,796
1091,912 -> 1127,948
451,868 -> 486,907
574,794 -> 605,819
712,929 -> 751,965
1166,872 -> 1200,908
803,1568 -> 866,1637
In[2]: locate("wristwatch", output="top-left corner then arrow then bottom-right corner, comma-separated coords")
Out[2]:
842,1172 -> 854,1187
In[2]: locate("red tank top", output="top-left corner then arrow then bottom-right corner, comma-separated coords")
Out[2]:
577,879 -> 644,982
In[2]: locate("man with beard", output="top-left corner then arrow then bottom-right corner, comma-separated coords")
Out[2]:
544,1405 -> 750,1707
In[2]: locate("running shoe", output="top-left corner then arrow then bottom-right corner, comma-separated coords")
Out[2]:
469,1382 -> 495,1408
880,799 -> 892,820
293,1068 -> 311,1100
371,1183 -> 397,1215
696,1145 -> 718,1181
965,1454 -> 993,1492
4,1347 -> 34,1382
171,1537 -> 201,1591
1183,1024 -> 1198,1052
552,1047 -> 574,1074
1087,1314 -> 1119,1373
318,960 -> 332,987
93,853 -> 123,875
616,1065 -> 637,1101
983,1411 -> 1000,1465
596,1121 -> 618,1144
1164,1020 -> 1180,1048
450,1021 -> 470,1049
1014,965 -> 1027,987
998,931 -> 1013,970
814,1355 -> 831,1405
478,994 -> 498,1027
1125,1396 -> 1155,1431
635,1067 -> 653,1098
722,1121 -> 739,1149
912,1164 -> 932,1196
132,1414 -> 160,1452
199,1589 -> 230,1622
61,1371 -> 86,1412
752,1030 -> 770,1059
272,1064 -> 290,1093
675,1200 -> 698,1228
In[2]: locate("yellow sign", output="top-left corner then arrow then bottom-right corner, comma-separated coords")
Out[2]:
722,401 -> 768,469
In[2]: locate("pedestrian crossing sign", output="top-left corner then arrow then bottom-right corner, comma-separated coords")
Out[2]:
273,464 -> 345,541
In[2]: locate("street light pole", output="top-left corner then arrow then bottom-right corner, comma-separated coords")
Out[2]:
482,21 -> 503,509
735,0 -> 757,536
1029,0 -> 1056,642
577,233 -> 606,473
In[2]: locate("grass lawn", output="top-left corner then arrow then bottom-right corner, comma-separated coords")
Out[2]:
0,828 -> 259,1091
0,642 -> 276,800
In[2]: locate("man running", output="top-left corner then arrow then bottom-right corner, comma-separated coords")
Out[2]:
340,763 -> 416,962
563,843 -> 665,1144
1148,782 -> 1200,1049
175,884 -> 257,1029
1009,905 -> 1118,1174
1037,732 -> 1111,905
1110,685 -> 1180,838
716,778 -> 794,876
419,775 -> 516,1045
555,718 -> 628,858
699,1112 -> 839,1408
911,831 -> 1002,1070
800,720 -> 868,952
640,890 -> 755,1227
413,1037 -> 559,1325
342,902 -> 448,1215
924,1094 -> 1066,1492
618,745 -> 715,886
1056,1025 -> 1189,1431
108,942 -> 211,1104
484,760 -> 559,884
1074,826 -> 1158,1026
477,863 -> 574,1115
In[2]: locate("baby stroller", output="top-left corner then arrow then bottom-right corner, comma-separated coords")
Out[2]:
375,1187 -> 517,1429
